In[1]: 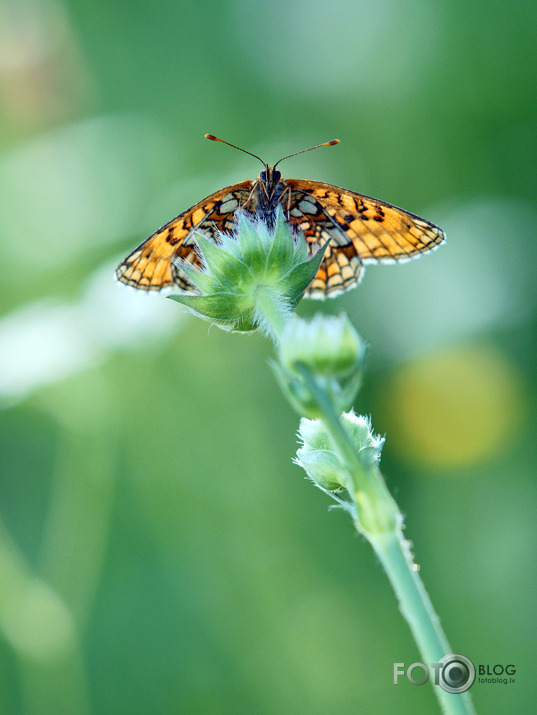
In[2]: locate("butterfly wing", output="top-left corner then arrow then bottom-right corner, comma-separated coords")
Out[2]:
285,179 -> 445,298
115,181 -> 254,290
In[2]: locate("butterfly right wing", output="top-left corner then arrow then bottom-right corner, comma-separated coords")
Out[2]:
285,178 -> 445,297
115,181 -> 254,291
286,179 -> 445,261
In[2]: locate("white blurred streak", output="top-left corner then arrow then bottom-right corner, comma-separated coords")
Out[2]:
0,114 -> 173,272
0,262 -> 185,407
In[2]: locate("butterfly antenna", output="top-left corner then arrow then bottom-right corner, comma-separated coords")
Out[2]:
205,134 -> 266,167
273,139 -> 340,169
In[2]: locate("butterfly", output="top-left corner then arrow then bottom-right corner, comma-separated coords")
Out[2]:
116,135 -> 445,298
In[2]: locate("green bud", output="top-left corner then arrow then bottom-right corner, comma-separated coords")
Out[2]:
273,314 -> 366,417
296,418 -> 350,491
340,411 -> 384,468
295,412 -> 384,492
168,207 -> 329,333
280,313 -> 365,377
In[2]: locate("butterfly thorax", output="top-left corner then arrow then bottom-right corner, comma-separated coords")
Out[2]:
246,166 -> 289,225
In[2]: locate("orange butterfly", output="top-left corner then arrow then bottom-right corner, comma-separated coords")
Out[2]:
116,135 -> 445,298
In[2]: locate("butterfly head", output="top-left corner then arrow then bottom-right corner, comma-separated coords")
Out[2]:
205,134 -> 339,182
259,166 -> 282,187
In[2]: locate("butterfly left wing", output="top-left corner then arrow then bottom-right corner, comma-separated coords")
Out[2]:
116,181 -> 254,291
285,179 -> 445,298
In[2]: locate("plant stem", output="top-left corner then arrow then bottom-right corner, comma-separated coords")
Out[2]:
373,532 -> 476,715
295,362 -> 398,534
294,363 -> 477,715
254,286 -> 288,340
255,296 -> 476,714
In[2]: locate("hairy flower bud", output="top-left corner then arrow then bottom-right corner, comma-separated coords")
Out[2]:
280,313 -> 365,377
296,412 -> 384,492
168,207 -> 329,333
272,314 -> 365,418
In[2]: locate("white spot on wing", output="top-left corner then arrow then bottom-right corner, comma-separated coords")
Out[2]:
299,199 -> 318,214
219,199 -> 239,213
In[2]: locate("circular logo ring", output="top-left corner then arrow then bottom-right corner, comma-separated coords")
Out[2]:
438,653 -> 476,694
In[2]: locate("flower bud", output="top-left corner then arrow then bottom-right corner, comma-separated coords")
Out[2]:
280,313 -> 365,377
295,418 -> 349,491
340,412 -> 384,468
168,208 -> 329,333
273,314 -> 366,417
295,412 -> 384,492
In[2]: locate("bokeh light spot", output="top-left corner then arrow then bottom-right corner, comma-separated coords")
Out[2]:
379,345 -> 524,469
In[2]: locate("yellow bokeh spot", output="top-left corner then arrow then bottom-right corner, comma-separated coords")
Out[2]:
380,345 -> 524,469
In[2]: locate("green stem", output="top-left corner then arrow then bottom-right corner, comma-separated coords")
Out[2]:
374,532 -> 476,715
253,286 -> 288,340
295,362 -> 397,534
294,363 -> 476,715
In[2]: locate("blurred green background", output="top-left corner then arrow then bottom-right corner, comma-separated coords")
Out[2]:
0,0 -> 535,713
